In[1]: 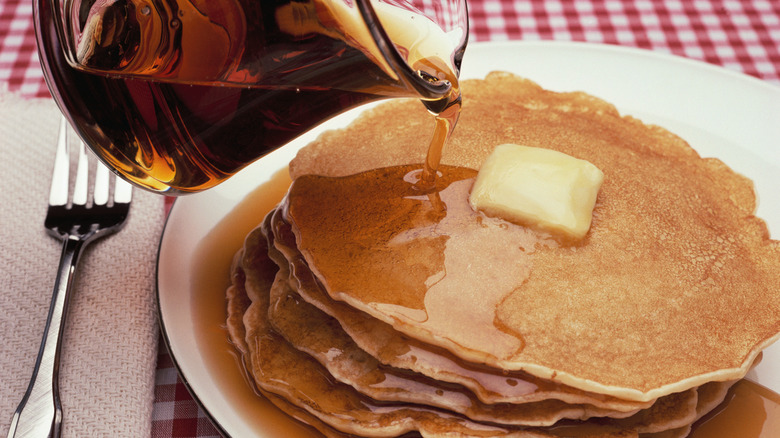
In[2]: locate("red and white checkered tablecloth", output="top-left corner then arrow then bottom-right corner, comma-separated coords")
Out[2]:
2,0 -> 779,437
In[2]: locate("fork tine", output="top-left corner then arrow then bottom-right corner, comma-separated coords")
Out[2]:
48,118 -> 70,207
93,160 -> 110,206
72,139 -> 90,206
113,174 -> 133,205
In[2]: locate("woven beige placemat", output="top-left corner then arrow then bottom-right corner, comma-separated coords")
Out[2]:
0,90 -> 165,436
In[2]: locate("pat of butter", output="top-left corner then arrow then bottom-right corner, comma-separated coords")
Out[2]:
469,144 -> 604,240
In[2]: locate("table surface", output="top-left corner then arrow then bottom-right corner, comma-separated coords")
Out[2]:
2,0 -> 779,436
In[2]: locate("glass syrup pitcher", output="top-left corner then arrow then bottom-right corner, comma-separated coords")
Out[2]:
34,0 -> 469,194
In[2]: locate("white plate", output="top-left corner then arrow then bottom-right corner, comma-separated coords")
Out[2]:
157,41 -> 780,436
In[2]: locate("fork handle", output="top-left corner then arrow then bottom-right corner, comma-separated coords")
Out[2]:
8,236 -> 86,438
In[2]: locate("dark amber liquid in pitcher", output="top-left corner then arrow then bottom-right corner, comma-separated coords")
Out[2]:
35,0 -> 460,194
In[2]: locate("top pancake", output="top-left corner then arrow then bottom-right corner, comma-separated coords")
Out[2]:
285,72 -> 780,401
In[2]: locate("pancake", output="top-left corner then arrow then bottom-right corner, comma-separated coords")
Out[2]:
281,72 -> 780,401
266,207 -> 653,413
267,273 -> 642,426
636,380 -> 736,438
227,217 -> 753,438
226,232 -> 748,437
226,228 -> 703,437
226,231 -> 577,437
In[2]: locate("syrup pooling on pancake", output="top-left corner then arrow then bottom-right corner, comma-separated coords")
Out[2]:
282,164 -> 558,364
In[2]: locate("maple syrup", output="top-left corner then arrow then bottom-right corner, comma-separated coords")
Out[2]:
281,165 -> 557,361
689,379 -> 780,437
188,168 -> 325,437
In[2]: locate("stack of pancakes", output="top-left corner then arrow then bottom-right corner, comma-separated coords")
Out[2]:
225,72 -> 780,437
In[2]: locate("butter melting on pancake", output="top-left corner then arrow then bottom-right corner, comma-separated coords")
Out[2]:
285,72 -> 780,402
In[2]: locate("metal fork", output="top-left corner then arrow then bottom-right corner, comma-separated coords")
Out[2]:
7,119 -> 133,438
